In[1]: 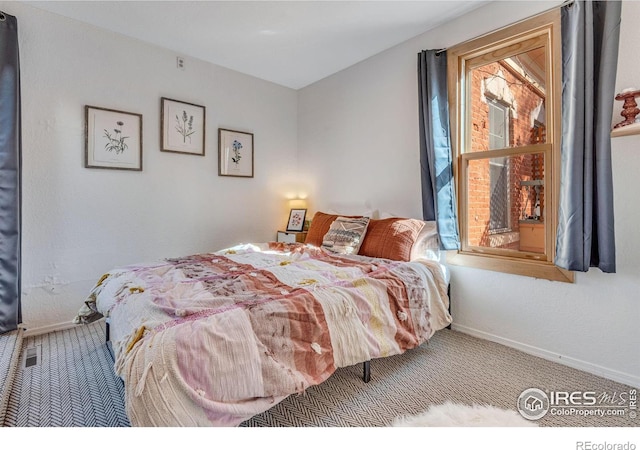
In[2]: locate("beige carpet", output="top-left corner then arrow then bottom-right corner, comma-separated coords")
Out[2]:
242,328 -> 639,427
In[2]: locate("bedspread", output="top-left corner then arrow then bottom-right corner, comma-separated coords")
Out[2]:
75,242 -> 451,426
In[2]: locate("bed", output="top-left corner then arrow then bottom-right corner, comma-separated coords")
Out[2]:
74,213 -> 451,426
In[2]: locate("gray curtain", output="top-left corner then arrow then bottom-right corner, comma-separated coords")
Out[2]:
418,50 -> 460,250
555,0 -> 621,273
0,11 -> 22,334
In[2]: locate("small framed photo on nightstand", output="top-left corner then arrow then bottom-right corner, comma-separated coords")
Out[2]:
286,209 -> 307,232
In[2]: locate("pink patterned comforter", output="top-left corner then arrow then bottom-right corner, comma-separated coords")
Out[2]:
75,242 -> 451,426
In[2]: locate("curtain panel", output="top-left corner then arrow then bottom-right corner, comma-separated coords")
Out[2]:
0,11 -> 22,334
417,50 -> 460,250
555,0 -> 621,273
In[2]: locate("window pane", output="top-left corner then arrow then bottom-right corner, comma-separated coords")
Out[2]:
488,102 -> 508,149
468,46 -> 546,152
467,152 -> 545,253
489,157 -> 509,231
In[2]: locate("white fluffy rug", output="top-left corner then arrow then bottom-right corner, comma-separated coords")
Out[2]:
392,401 -> 537,427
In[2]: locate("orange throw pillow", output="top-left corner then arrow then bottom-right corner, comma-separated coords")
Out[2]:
305,212 -> 341,247
358,218 -> 425,261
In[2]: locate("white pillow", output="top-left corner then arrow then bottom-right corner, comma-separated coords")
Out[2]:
327,205 -> 378,219
378,211 -> 397,219
410,221 -> 441,261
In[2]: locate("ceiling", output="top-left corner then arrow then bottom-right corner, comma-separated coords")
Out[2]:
25,0 -> 489,89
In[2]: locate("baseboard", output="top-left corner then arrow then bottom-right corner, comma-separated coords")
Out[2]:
23,321 -> 79,337
451,323 -> 640,389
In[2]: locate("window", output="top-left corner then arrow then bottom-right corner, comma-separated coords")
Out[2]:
447,10 -> 573,282
488,100 -> 509,150
489,156 -> 509,233
488,100 -> 510,233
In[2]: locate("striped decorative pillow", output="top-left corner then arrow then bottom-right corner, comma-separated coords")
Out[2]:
305,211 -> 362,247
321,216 -> 370,255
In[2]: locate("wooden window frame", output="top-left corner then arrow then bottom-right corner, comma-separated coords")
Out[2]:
447,9 -> 574,283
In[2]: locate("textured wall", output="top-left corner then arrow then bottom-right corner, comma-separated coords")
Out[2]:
298,0 -> 640,386
0,2 -> 299,332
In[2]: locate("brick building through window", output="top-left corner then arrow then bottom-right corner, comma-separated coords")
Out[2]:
467,53 -> 546,252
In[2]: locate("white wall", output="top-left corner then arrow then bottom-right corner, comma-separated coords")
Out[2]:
299,0 -> 640,387
0,2 -> 299,333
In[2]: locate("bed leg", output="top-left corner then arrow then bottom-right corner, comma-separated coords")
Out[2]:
105,319 -> 114,360
446,284 -> 452,330
363,361 -> 371,383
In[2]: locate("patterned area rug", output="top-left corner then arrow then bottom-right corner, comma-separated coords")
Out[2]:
2,321 -> 129,427
0,328 -> 23,425
2,320 -> 638,427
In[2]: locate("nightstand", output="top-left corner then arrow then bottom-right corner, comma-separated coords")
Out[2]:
277,230 -> 307,243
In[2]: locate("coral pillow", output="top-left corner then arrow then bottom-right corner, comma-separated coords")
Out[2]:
358,218 -> 427,261
305,211 -> 362,247
321,216 -> 370,255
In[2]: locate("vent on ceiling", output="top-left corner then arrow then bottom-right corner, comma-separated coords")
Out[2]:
23,345 -> 41,368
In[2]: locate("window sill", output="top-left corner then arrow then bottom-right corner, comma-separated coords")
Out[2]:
446,251 -> 574,283
486,231 -> 519,248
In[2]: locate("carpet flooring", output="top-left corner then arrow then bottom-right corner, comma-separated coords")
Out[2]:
2,321 -> 129,427
0,328 -> 23,426
1,319 -> 637,428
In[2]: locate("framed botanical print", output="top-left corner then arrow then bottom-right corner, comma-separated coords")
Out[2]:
161,97 -> 206,155
218,128 -> 254,178
85,105 -> 142,171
